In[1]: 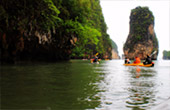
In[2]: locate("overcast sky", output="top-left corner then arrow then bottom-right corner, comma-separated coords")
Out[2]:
100,0 -> 170,59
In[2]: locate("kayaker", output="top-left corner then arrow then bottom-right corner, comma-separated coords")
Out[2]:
93,56 -> 98,62
143,54 -> 152,65
125,57 -> 131,64
133,56 -> 141,64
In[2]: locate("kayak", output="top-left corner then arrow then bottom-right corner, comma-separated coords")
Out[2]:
90,59 -> 100,64
91,61 -> 99,64
124,62 -> 154,67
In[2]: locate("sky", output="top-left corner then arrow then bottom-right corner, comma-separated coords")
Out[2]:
100,0 -> 170,59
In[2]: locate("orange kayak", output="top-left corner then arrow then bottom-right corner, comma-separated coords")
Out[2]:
124,63 -> 154,67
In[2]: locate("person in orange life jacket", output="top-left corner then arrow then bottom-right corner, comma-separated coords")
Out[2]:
133,56 -> 141,64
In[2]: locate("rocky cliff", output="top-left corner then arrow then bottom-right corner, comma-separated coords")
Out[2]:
111,40 -> 119,59
0,0 -> 115,63
123,6 -> 159,60
112,49 -> 119,59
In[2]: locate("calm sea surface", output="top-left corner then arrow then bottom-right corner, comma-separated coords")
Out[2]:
1,60 -> 170,110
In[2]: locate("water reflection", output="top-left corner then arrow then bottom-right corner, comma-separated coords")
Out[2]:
94,60 -> 161,110
94,60 -> 130,110
1,60 -> 103,109
1,60 -> 170,110
126,66 -> 157,110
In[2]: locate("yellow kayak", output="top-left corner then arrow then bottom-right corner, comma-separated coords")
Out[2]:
124,63 -> 154,67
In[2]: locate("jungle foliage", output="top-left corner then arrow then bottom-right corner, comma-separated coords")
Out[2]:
0,0 -> 116,63
130,6 -> 154,40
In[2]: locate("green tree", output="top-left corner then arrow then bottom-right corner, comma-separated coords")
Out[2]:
0,0 -> 116,63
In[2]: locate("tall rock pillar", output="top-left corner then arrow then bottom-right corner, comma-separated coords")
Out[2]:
123,6 -> 159,60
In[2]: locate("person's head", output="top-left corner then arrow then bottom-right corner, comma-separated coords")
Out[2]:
147,54 -> 149,58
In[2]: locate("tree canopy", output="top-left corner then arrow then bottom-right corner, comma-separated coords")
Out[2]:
0,0 -> 118,63
130,6 -> 154,40
163,50 -> 170,59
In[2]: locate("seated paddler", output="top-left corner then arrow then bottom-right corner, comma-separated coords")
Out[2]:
143,54 -> 152,65
133,56 -> 141,64
125,57 -> 131,64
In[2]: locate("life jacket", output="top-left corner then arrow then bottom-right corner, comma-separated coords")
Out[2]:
134,57 -> 141,63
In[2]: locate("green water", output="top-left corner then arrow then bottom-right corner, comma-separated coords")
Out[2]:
1,60 -> 170,110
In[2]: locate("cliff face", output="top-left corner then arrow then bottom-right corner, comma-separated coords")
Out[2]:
111,40 -> 119,59
0,0 -> 115,63
123,6 -> 159,60
112,49 -> 119,59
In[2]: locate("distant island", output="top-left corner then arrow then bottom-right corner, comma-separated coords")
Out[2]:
123,6 -> 159,60
163,50 -> 170,59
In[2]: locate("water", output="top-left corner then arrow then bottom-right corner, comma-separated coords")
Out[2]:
1,60 -> 170,110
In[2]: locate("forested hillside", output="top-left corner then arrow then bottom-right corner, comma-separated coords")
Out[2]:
0,0 -> 117,63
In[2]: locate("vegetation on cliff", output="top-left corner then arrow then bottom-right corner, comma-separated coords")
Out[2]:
0,0 -> 116,63
130,7 -> 154,40
123,6 -> 159,60
163,50 -> 170,59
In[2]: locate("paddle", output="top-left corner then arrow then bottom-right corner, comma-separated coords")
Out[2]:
150,51 -> 157,57
91,53 -> 99,63
95,53 -> 99,56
